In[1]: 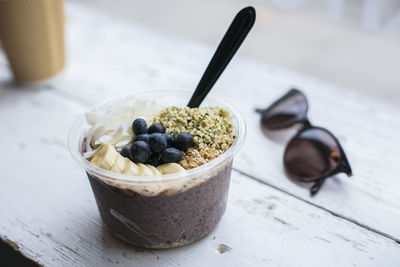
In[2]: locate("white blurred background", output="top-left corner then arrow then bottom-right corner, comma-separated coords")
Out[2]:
78,0 -> 400,105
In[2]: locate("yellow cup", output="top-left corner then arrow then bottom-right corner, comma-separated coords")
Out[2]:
0,0 -> 65,82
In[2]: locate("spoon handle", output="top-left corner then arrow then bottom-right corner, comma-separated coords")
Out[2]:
188,6 -> 256,108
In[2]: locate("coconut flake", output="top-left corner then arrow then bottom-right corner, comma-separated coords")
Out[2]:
85,97 -> 159,152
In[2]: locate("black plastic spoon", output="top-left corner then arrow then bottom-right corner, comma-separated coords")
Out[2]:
187,6 -> 256,108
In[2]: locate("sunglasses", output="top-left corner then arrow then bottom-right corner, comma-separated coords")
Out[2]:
256,89 -> 352,196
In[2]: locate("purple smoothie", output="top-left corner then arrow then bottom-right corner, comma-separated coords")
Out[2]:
87,161 -> 232,248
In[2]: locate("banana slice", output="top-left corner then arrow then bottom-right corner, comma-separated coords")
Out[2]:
157,163 -> 185,175
136,163 -> 155,176
91,144 -> 183,177
110,156 -> 130,173
123,159 -> 139,175
147,165 -> 162,176
90,143 -> 119,170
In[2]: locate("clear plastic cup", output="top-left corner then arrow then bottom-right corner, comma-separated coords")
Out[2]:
68,90 -> 246,249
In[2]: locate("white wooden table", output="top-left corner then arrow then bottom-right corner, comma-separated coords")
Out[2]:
1,2 -> 399,266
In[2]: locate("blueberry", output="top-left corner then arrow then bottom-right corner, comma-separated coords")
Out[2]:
161,148 -> 182,163
148,124 -> 166,134
146,153 -> 162,167
132,118 -> 147,135
121,147 -> 130,158
164,133 -> 174,147
174,132 -> 193,151
148,133 -> 167,153
134,134 -> 149,143
129,141 -> 151,163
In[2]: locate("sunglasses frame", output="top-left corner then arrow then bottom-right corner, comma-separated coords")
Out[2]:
257,89 -> 352,196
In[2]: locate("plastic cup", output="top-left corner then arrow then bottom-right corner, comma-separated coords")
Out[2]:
68,90 -> 246,249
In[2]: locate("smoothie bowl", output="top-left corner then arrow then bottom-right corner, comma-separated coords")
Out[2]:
68,90 -> 245,249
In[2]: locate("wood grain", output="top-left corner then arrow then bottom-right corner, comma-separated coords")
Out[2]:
52,2 -> 400,241
0,1 -> 399,266
0,88 -> 398,267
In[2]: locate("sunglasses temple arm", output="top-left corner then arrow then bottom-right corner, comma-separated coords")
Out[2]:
310,178 -> 326,196
311,159 -> 352,196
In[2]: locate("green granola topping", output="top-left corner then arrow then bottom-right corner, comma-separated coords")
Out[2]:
152,106 -> 236,169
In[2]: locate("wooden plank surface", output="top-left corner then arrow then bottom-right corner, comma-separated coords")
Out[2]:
0,1 -> 399,266
50,2 -> 400,241
0,87 -> 399,267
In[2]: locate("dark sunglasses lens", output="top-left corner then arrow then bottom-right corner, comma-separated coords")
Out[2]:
256,89 -> 308,129
284,128 -> 342,181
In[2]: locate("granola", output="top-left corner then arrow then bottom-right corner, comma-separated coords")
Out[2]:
152,106 -> 236,169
